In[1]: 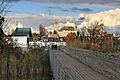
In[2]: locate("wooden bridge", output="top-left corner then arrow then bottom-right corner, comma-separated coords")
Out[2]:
49,46 -> 120,80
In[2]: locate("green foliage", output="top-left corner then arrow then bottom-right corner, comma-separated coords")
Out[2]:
53,30 -> 57,34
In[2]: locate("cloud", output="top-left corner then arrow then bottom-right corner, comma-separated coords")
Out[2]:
5,14 -> 73,29
6,0 -> 120,9
5,0 -> 120,6
12,0 -> 120,8
71,7 -> 92,12
79,8 -> 120,27
26,0 -> 119,3
4,0 -> 20,2
60,9 -> 69,12
78,8 -> 120,33
47,6 -> 93,13
48,6 -> 62,10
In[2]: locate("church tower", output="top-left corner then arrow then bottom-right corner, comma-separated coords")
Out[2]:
54,19 -> 59,31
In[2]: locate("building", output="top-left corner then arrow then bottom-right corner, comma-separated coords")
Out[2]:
47,32 -> 66,46
45,21 -> 77,38
58,21 -> 77,38
11,28 -> 32,47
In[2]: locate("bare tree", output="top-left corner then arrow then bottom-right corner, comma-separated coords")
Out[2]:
87,20 -> 104,44
0,0 -> 12,53
0,0 -> 12,35
0,0 -> 12,15
39,24 -> 46,39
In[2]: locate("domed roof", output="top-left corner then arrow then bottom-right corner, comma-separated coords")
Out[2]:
59,21 -> 76,31
60,26 -> 75,31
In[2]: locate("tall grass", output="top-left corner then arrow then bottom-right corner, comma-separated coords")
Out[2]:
0,47 -> 52,80
68,38 -> 120,54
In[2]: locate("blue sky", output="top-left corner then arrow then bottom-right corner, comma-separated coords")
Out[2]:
6,1 -> 119,29
9,1 -> 112,16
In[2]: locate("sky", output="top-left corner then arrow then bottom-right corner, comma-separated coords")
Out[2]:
3,0 -> 120,31
9,1 -> 112,16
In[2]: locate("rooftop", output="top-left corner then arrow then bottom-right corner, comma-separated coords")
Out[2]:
12,28 -> 32,37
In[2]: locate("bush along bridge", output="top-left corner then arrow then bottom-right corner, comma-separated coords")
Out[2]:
49,46 -> 120,80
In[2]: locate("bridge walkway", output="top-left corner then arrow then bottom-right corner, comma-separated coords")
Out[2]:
49,48 -> 110,80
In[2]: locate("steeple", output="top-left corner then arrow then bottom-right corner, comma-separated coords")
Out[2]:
16,21 -> 18,28
54,19 -> 58,24
54,19 -> 59,31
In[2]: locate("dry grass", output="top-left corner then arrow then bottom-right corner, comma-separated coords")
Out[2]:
68,39 -> 120,55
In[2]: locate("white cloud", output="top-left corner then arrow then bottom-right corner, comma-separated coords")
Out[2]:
78,8 -> 120,27
78,8 -> 120,33
5,14 -> 73,29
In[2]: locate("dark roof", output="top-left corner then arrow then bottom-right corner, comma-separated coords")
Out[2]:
12,28 -> 32,37
60,26 -> 75,31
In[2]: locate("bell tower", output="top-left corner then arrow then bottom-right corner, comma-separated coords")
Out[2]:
54,19 -> 59,31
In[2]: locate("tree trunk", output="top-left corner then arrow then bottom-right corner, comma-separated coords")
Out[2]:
6,52 -> 10,80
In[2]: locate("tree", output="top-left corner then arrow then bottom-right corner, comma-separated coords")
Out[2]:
0,0 -> 12,15
53,30 -> 57,34
0,0 -> 12,53
87,20 -> 104,44
65,32 -> 76,43
39,24 -> 46,39
77,31 -> 80,38
0,0 -> 12,36
77,28 -> 86,42
0,16 -> 4,36
0,16 -> 5,53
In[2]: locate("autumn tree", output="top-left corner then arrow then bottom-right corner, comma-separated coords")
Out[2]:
87,20 -> 104,44
65,32 -> 77,43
